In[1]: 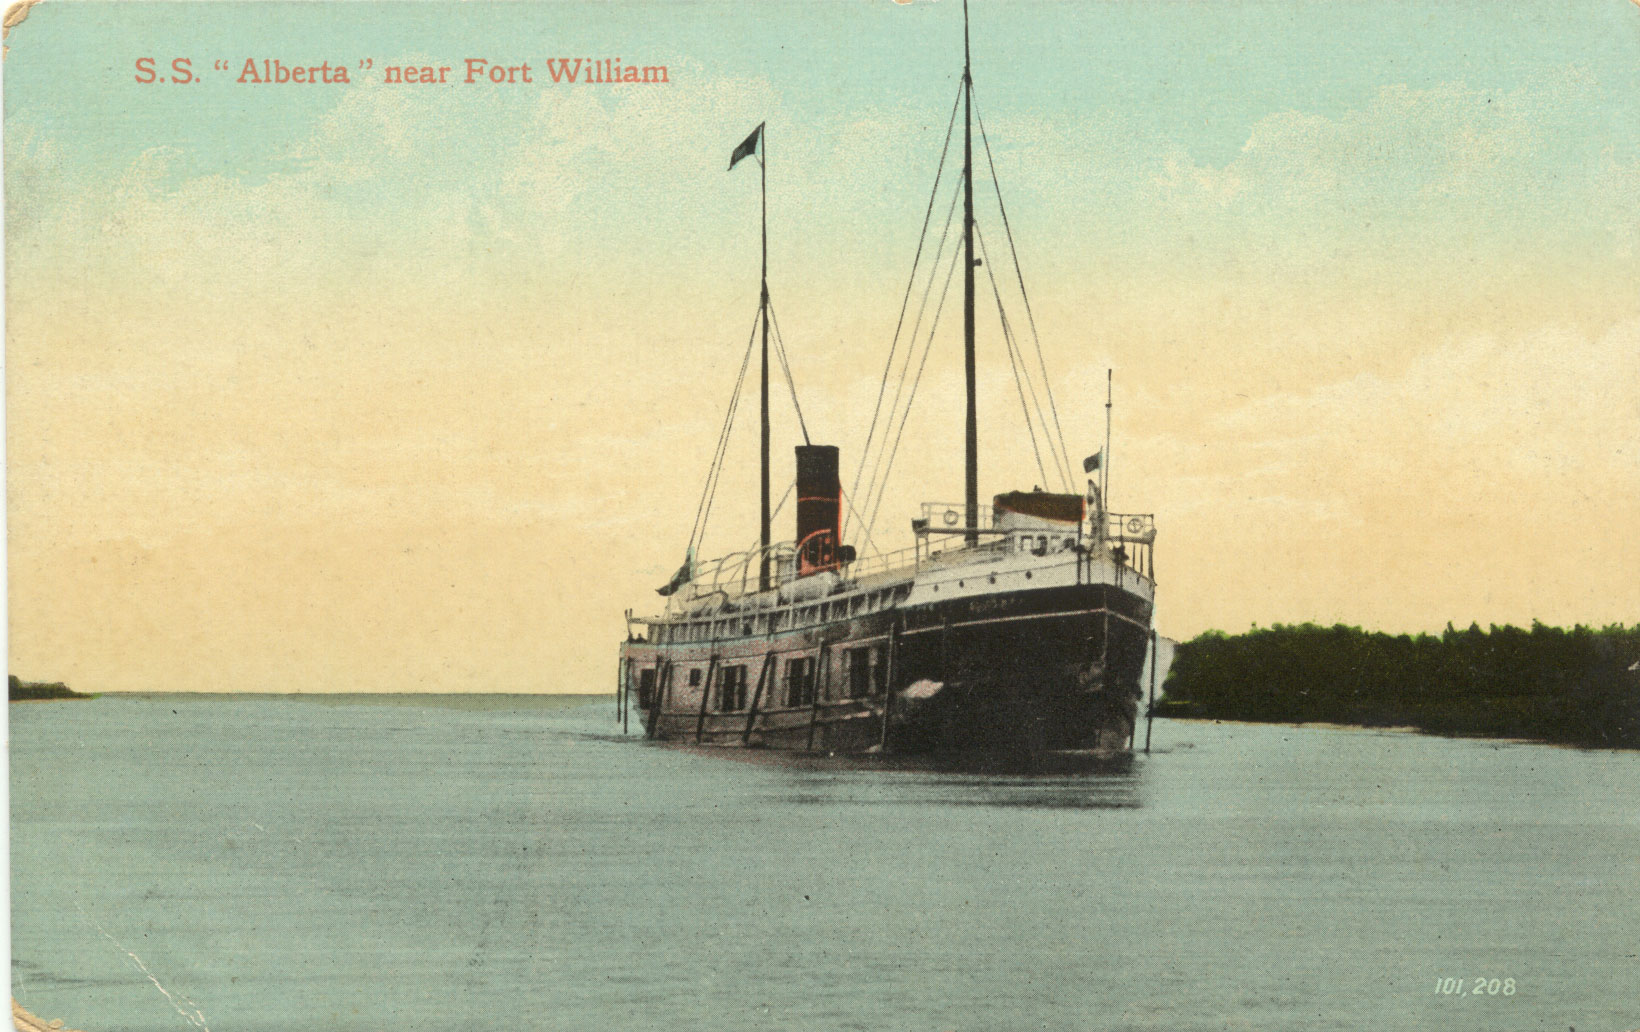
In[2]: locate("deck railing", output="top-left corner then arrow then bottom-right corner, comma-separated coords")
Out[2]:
838,544 -> 921,582
1103,512 -> 1157,579
661,504 -> 1157,616
918,501 -> 999,530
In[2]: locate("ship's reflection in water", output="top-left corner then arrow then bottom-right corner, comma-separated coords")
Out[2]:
756,753 -> 1145,810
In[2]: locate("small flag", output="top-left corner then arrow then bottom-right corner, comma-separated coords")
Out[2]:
729,124 -> 763,170
656,557 -> 693,597
1082,451 -> 1102,474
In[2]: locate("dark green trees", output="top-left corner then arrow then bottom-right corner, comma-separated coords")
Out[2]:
1159,622 -> 1640,747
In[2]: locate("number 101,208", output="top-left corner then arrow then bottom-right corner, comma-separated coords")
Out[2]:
1435,977 -> 1515,996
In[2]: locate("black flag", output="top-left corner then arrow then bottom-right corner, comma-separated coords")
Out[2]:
728,124 -> 762,170
656,557 -> 693,597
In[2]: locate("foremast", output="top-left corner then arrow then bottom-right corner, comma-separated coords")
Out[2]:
759,125 -> 772,592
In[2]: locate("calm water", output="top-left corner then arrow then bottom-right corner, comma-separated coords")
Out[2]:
10,694 -> 1638,1032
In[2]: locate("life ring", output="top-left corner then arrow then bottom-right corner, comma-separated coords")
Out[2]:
943,509 -> 959,526
1126,517 -> 1144,535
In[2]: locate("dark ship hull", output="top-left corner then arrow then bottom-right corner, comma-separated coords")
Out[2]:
619,550 -> 1155,762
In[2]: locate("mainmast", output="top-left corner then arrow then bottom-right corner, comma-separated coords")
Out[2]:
961,0 -> 979,547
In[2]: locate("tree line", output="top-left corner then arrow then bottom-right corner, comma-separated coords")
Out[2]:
1157,622 -> 1640,748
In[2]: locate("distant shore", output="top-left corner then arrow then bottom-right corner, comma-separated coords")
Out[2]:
1159,622 -> 1640,749
8,676 -> 94,702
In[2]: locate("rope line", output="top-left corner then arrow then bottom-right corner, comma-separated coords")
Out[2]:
855,167 -> 966,546
838,487 -> 881,559
766,300 -> 811,446
688,305 -> 761,556
978,222 -> 1064,491
973,91 -> 1074,488
862,225 -> 965,544
741,479 -> 796,557
845,81 -> 965,543
990,263 -> 1051,486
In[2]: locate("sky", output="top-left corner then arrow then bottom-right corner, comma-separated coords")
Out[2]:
5,0 -> 1638,693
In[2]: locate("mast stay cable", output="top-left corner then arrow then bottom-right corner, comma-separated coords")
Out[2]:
854,168 -> 966,546
977,222 -> 1063,491
687,304 -> 762,558
862,222 -> 966,544
765,300 -> 811,447
972,90 -> 1075,489
843,81 -> 965,544
839,488 -> 882,559
740,479 -> 796,557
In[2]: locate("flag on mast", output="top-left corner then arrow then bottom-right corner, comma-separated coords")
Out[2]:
655,555 -> 693,597
1082,450 -> 1102,474
728,123 -> 763,170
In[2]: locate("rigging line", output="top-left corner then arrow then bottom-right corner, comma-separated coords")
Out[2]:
866,240 -> 963,540
741,480 -> 797,556
693,312 -> 758,554
977,222 -> 1067,491
765,300 -> 811,446
845,80 -> 966,542
767,478 -> 795,530
855,168 -> 966,544
1002,309 -> 1053,489
689,306 -> 761,554
690,307 -> 758,550
972,92 -> 1074,488
863,226 -> 965,544
852,164 -> 966,546
995,283 -> 1052,488
838,487 -> 883,559
975,222 -> 1051,486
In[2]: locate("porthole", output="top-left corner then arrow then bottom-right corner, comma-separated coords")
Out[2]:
1025,571 -> 1033,579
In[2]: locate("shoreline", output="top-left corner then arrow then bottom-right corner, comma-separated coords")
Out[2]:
1158,715 -> 1606,749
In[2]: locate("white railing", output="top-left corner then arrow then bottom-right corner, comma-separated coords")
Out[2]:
839,544 -> 920,582
657,506 -> 1159,617
919,501 -> 998,529
1102,511 -> 1157,579
1105,512 -> 1155,542
671,542 -> 796,610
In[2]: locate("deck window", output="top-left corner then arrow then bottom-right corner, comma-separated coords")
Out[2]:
689,668 -> 702,687
637,666 -> 657,710
717,665 -> 748,712
845,646 -> 886,698
846,647 -> 873,699
783,656 -> 816,708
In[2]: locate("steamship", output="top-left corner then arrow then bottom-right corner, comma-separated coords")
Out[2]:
616,0 -> 1156,761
